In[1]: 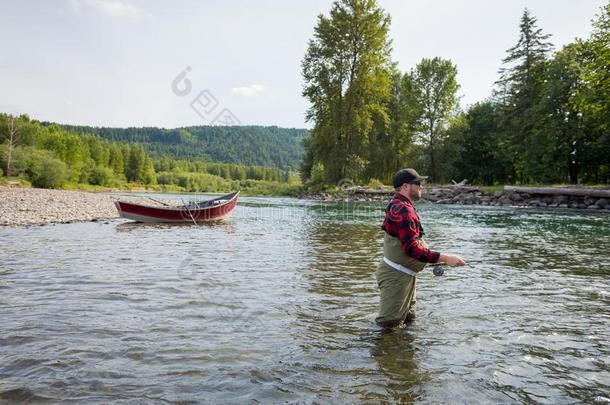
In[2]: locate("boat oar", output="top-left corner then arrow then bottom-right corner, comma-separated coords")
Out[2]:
147,197 -> 171,206
181,198 -> 198,225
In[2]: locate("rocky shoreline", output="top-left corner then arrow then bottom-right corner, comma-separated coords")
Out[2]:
0,186 -> 173,227
299,185 -> 610,211
2,184 -> 608,227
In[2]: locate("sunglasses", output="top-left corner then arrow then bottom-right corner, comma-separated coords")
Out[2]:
410,181 -> 422,186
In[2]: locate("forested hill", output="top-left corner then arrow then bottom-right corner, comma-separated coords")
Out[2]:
50,124 -> 307,170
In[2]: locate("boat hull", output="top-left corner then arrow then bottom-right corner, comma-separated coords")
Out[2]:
115,192 -> 238,223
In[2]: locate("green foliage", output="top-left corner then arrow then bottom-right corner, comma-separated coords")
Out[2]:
157,171 -> 229,192
235,179 -> 303,197
301,3 -> 608,187
2,3 -> 609,189
89,165 -> 115,187
411,57 -> 459,182
302,0 -> 393,183
366,178 -> 386,189
573,2 -> 610,183
449,102 -> 511,185
365,69 -> 419,183
54,124 -> 307,171
19,147 -> 69,188
308,162 -> 326,187
0,114 -> 302,194
532,43 -> 587,183
494,8 -> 554,183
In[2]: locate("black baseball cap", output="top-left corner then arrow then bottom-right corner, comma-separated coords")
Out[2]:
392,168 -> 428,188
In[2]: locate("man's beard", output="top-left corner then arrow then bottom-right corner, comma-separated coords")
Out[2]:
409,188 -> 420,201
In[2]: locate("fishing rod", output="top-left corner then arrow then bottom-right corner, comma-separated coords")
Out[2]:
431,259 -> 494,276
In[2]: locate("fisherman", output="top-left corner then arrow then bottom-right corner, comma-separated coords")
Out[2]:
375,168 -> 465,328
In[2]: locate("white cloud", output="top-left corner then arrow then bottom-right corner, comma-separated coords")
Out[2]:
71,0 -> 143,19
231,84 -> 265,97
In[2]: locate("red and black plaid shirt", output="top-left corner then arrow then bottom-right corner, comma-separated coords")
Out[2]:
382,193 -> 440,263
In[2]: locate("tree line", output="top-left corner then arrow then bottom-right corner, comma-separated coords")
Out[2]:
55,124 -> 307,171
0,115 -> 299,192
301,0 -> 610,186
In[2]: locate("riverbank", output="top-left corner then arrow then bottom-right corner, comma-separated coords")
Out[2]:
0,186 -> 175,227
299,185 -> 610,211
2,184 -> 608,227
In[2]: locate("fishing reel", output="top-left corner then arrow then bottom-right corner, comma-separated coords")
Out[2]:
432,263 -> 445,277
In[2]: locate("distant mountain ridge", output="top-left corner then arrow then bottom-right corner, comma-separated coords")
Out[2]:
48,124 -> 307,170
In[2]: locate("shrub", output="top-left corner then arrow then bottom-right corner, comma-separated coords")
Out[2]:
21,148 -> 69,188
89,165 -> 115,186
309,162 -> 325,185
367,178 -> 386,189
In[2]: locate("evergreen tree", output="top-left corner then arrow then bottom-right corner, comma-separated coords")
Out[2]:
496,8 -> 553,182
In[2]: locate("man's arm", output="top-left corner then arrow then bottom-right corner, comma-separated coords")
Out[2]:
438,253 -> 465,267
389,203 -> 465,266
392,205 -> 440,263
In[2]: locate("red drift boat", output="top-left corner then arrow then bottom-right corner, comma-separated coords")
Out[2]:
115,191 -> 239,224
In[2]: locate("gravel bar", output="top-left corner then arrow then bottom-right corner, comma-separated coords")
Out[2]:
0,186 -> 172,227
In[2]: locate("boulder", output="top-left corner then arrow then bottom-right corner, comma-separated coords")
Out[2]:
595,198 -> 608,208
508,192 -> 522,202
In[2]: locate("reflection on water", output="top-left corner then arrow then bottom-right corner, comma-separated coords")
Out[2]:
0,197 -> 609,403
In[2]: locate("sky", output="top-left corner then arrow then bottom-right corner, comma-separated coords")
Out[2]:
0,0 -> 606,129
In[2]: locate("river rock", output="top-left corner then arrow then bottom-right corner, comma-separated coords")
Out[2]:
0,186 -> 175,227
508,192 -> 522,202
595,198 -> 608,208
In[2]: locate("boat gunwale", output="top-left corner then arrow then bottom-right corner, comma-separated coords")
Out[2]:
115,191 -> 239,212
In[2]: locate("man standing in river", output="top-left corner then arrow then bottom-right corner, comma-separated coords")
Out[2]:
376,168 -> 465,328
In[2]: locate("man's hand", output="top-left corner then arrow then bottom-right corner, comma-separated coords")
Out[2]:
439,253 -> 466,267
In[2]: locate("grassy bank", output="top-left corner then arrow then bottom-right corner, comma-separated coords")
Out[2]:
0,175 -> 303,197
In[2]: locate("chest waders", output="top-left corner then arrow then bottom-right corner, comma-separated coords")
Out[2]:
375,233 -> 428,328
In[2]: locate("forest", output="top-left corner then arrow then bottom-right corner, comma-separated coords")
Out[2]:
2,1 -> 609,193
301,0 -> 610,186
55,124 -> 306,171
0,115 -> 300,194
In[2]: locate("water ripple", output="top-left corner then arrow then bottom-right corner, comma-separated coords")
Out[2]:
0,198 -> 609,402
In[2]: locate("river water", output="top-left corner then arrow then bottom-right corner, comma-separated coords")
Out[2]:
1,195 -> 609,403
